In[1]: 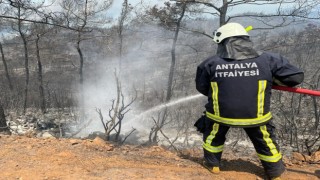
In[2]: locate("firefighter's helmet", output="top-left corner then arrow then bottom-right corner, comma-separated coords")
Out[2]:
213,23 -> 249,44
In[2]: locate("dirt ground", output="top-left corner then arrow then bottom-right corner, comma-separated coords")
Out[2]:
0,135 -> 319,180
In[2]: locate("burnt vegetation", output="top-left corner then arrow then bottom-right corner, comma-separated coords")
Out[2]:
0,0 -> 319,156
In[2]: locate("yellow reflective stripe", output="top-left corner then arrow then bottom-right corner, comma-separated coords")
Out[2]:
211,82 -> 219,116
260,125 -> 279,155
203,144 -> 224,153
257,80 -> 267,117
257,153 -> 282,163
206,111 -> 272,126
257,125 -> 282,163
203,123 -> 223,153
205,123 -> 219,145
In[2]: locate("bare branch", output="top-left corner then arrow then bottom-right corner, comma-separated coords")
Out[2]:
0,15 -> 81,31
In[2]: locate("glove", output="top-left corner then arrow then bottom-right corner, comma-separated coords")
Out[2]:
194,115 -> 206,133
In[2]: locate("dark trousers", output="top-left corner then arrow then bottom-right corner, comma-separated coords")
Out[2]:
203,120 -> 285,178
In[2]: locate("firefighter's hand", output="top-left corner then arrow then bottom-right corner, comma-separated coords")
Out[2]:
272,78 -> 287,86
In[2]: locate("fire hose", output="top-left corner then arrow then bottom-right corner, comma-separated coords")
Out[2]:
272,85 -> 320,96
245,26 -> 320,97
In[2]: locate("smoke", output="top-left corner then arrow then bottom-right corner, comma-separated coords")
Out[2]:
69,21 -> 211,145
70,24 -> 174,140
72,59 -> 118,138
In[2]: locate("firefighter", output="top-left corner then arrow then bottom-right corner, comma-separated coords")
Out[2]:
195,22 -> 304,180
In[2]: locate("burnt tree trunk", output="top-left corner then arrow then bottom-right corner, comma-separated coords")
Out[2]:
17,7 -> 30,114
219,0 -> 228,26
166,3 -> 186,102
36,34 -> 46,113
0,102 -> 10,134
76,34 -> 84,85
0,42 -> 13,90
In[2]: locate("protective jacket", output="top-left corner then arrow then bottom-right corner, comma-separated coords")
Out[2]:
196,51 -> 304,127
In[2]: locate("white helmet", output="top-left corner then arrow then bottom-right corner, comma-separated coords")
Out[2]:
213,23 -> 249,43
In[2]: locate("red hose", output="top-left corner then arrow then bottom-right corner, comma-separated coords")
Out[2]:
272,85 -> 320,96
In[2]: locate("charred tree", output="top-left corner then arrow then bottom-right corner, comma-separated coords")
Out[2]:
35,34 -> 46,113
166,3 -> 186,102
76,31 -> 85,85
117,0 -> 130,71
149,2 -> 187,102
96,73 -> 136,142
0,41 -> 13,90
17,6 -> 30,114
0,102 -> 10,134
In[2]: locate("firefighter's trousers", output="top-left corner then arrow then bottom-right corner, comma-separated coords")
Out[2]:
203,120 -> 285,178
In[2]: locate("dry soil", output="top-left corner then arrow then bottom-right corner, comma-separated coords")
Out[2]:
0,135 -> 319,180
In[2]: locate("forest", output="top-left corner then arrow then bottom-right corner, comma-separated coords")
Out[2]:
0,0 -> 319,155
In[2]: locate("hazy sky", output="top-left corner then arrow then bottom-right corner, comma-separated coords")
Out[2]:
38,0 -> 299,20
107,0 -> 289,18
107,0 -> 164,17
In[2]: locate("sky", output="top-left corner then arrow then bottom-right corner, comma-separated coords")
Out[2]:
106,0 -> 163,17
106,0 -> 290,18
37,0 -> 305,21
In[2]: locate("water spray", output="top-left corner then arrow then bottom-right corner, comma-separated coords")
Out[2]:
138,94 -> 204,117
120,93 -> 205,140
135,85 -> 320,120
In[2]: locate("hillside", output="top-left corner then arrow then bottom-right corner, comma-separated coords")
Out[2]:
0,135 -> 319,180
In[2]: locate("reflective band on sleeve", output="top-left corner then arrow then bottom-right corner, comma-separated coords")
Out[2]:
206,111 -> 272,126
260,125 -> 280,156
203,123 -> 224,153
257,80 -> 267,117
211,82 -> 220,116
